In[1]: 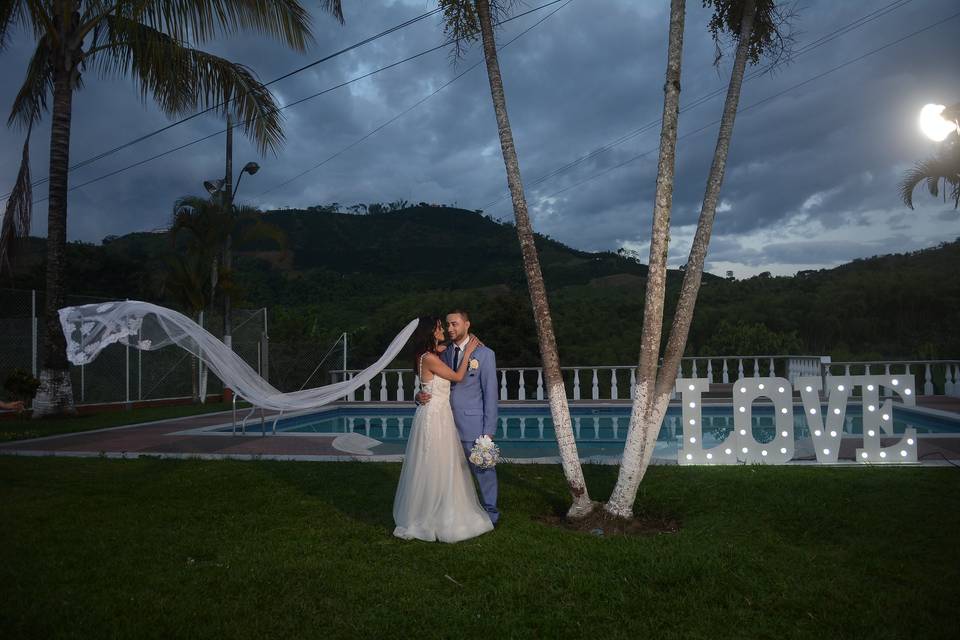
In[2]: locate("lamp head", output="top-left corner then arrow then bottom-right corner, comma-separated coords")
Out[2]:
203,178 -> 225,195
242,162 -> 260,176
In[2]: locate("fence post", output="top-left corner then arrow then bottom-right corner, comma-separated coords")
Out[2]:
31,289 -> 37,376
261,307 -> 269,383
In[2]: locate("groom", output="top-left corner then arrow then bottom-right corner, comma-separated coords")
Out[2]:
417,309 -> 500,526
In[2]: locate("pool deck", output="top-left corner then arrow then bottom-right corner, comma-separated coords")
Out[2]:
2,396 -> 960,464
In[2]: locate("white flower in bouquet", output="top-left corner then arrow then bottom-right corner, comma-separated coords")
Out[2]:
469,435 -> 501,469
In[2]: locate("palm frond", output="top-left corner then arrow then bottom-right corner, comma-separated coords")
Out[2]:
899,153 -> 960,210
7,36 -> 52,129
0,127 -> 33,278
135,0 -> 321,51
90,15 -> 285,153
0,0 -> 27,51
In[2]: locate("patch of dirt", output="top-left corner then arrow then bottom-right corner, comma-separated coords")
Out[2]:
535,502 -> 681,537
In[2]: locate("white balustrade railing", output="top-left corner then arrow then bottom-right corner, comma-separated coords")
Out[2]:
824,360 -> 960,398
329,354 -> 848,402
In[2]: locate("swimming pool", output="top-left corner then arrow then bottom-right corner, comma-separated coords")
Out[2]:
217,403 -> 960,460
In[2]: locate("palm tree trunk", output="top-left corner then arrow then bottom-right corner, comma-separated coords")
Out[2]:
32,64 -> 77,418
658,0 -> 757,399
475,0 -> 592,517
605,0 -> 687,518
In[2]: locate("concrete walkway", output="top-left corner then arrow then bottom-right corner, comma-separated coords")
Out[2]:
1,397 -> 958,464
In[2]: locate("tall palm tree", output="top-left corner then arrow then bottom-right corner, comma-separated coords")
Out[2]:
0,0 -> 343,417
440,0 -> 593,517
607,0 -> 790,518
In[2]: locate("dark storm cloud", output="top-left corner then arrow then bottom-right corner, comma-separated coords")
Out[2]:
1,0 -> 958,276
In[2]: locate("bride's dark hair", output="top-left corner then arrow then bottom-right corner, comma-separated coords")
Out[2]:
412,315 -> 441,376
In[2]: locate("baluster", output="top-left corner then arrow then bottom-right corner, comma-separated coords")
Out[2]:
518,369 -> 527,400
364,418 -> 370,437
413,373 -> 420,396
706,360 -> 714,385
379,372 -> 388,401
537,417 -> 545,440
612,416 -> 619,439
768,357 -> 775,377
593,416 -> 600,439
737,358 -> 745,381
592,369 -> 599,400
574,416 -> 581,439
722,359 -> 730,384
573,369 -> 581,401
500,370 -> 508,401
610,369 -> 619,400
363,379 -> 371,402
520,418 -> 526,440
536,369 -> 544,400
753,358 -> 760,379
844,364 -> 852,376
864,364 -> 872,375
939,364 -> 948,396
630,369 -> 636,400
691,359 -> 699,378
396,372 -> 405,402
347,417 -> 354,433
924,364 -> 934,395
952,364 -> 960,397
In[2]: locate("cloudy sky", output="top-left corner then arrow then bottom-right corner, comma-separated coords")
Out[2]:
1,0 -> 958,277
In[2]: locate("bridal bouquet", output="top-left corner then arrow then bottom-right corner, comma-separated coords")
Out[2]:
469,435 -> 502,469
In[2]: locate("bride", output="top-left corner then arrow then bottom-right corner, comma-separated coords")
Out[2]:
392,316 -> 495,543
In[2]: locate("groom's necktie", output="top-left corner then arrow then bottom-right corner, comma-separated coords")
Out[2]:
453,346 -> 462,371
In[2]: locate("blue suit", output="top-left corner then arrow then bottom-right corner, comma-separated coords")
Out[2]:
443,342 -> 499,524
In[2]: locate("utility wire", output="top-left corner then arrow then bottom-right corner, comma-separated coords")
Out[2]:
502,10 -> 960,216
481,0 -> 918,210
257,0 -> 576,197
11,0 -> 569,206
1,7 -> 444,199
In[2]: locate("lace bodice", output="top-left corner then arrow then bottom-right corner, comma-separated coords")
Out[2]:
420,374 -> 451,400
419,353 -> 451,400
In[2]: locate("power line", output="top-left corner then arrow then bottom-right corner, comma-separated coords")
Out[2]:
481,0 -> 918,210
502,10 -> 960,217
12,0 -> 569,207
2,7 -> 444,199
257,0 -> 576,197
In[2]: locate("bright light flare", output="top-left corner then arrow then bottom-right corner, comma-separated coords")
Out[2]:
919,104 -> 958,141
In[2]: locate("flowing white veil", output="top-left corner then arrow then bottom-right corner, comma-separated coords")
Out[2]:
59,301 -> 418,411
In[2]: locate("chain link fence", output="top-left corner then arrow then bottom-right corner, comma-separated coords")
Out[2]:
0,288 -> 267,406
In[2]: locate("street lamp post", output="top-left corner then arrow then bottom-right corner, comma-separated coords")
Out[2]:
203,113 -> 260,402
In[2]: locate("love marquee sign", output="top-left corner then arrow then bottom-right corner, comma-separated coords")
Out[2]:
675,375 -> 918,465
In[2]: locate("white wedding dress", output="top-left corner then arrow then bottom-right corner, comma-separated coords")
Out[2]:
393,374 -> 494,543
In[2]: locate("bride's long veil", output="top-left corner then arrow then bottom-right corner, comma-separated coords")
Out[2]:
59,301 -> 418,411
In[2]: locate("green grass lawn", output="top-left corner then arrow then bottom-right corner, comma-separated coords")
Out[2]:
0,402 -> 238,443
0,458 -> 957,639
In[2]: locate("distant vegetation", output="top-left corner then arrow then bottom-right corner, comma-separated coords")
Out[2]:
5,206 -> 958,366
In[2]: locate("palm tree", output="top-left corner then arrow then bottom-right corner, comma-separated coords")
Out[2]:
0,0 -> 343,417
607,0 -> 791,518
165,194 -> 285,402
900,136 -> 960,210
440,0 -> 593,517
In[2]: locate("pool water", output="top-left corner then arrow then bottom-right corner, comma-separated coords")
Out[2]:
226,404 -> 960,459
